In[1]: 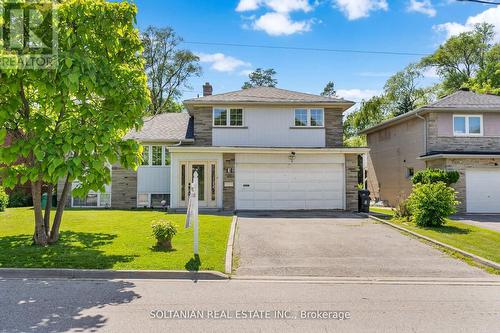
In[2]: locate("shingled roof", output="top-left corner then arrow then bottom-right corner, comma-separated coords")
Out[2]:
124,112 -> 193,142
183,86 -> 354,106
423,90 -> 500,110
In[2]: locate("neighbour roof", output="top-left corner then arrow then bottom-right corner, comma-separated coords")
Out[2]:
183,86 -> 355,107
360,90 -> 500,135
123,112 -> 193,142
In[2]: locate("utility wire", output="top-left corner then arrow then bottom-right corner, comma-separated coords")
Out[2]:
183,41 -> 430,57
456,0 -> 500,4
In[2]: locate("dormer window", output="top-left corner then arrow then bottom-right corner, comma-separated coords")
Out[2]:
453,115 -> 483,136
294,108 -> 324,127
213,108 -> 244,127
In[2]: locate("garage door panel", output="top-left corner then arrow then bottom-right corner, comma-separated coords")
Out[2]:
466,169 -> 500,213
236,161 -> 344,210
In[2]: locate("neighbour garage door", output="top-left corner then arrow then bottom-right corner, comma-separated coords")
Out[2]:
235,161 -> 344,210
466,169 -> 500,213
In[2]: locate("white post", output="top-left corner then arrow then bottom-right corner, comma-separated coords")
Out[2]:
192,171 -> 199,255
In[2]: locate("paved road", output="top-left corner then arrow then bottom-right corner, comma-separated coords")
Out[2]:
235,213 -> 489,277
1,277 -> 499,333
452,214 -> 500,232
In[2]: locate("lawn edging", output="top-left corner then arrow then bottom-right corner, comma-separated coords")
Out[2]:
0,268 -> 228,280
364,213 -> 500,271
225,215 -> 238,275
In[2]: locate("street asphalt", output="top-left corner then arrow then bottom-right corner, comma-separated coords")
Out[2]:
1,277 -> 499,332
235,214 -> 490,277
451,214 -> 500,232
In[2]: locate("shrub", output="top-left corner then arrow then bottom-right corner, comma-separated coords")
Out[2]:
393,198 -> 411,221
152,220 -> 177,250
412,168 -> 460,185
7,189 -> 33,207
407,182 -> 459,227
0,187 -> 8,212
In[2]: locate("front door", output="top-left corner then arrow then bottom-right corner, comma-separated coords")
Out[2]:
179,161 -> 217,208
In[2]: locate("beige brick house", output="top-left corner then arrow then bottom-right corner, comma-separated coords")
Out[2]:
59,84 -> 368,211
361,89 -> 500,213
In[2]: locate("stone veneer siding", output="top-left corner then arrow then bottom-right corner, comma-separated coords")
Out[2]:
223,153 -> 235,211
426,157 -> 500,212
325,108 -> 344,148
192,106 -> 212,146
427,112 -> 500,152
345,154 -> 359,211
111,164 -> 137,209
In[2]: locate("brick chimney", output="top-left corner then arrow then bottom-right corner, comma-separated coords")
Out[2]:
203,82 -> 213,96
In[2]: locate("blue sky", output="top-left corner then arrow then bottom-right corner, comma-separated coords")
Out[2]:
133,0 -> 500,104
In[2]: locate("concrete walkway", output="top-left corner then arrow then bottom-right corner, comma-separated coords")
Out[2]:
451,214 -> 500,232
235,213 -> 490,278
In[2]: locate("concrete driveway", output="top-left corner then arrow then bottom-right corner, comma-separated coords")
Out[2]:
451,214 -> 500,232
234,212 -> 489,278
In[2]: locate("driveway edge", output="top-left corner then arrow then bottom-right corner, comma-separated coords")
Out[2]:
365,213 -> 500,271
0,268 -> 228,280
225,215 -> 238,275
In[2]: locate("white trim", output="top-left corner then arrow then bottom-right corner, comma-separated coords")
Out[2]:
453,114 -> 483,137
293,108 -> 324,127
212,107 -> 245,127
419,153 -> 500,161
168,146 -> 369,154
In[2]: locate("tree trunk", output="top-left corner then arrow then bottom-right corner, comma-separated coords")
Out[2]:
49,176 -> 71,244
32,180 -> 48,246
43,184 -> 54,235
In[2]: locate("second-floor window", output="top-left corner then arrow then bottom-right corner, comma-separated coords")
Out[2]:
294,108 -> 324,127
141,145 -> 170,166
213,108 -> 244,127
453,115 -> 483,136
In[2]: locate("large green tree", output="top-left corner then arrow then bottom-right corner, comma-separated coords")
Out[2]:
384,64 -> 433,116
0,0 -> 150,245
321,81 -> 337,97
142,26 -> 201,115
421,23 -> 496,95
242,68 -> 277,89
466,44 -> 500,95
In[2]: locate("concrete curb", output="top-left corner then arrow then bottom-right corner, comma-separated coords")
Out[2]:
365,213 -> 500,271
225,215 -> 238,275
0,268 -> 228,280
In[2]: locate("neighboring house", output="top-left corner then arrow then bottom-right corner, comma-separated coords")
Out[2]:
59,83 -> 368,211
361,89 -> 500,213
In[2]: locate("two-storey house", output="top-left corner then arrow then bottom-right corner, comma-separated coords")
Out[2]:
59,84 -> 368,211
361,89 -> 500,213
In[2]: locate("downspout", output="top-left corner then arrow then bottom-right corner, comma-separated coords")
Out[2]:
415,112 -> 427,155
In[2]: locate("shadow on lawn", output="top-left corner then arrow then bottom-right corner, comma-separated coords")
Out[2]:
0,231 -> 136,269
185,254 -> 201,271
422,224 -> 471,235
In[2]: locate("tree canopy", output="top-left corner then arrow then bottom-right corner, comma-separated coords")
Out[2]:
321,81 -> 337,97
421,23 -> 496,95
142,26 -> 201,115
0,0 -> 150,245
242,68 -> 277,89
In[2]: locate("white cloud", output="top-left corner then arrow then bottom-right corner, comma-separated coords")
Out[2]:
337,89 -> 381,102
434,6 -> 500,42
236,0 -> 312,13
197,53 -> 251,72
239,69 -> 253,76
236,0 -> 315,36
333,0 -> 388,20
407,0 -> 436,18
422,67 -> 439,78
253,12 -> 312,36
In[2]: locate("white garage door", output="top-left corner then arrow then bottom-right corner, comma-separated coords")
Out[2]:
236,162 -> 344,210
466,169 -> 500,213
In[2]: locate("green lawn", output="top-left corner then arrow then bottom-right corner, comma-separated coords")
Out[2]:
0,208 -> 232,272
369,207 -> 500,264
